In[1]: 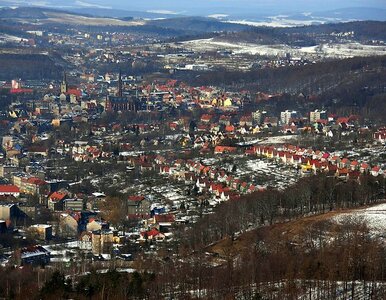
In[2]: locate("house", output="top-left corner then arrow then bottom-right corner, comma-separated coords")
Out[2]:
0,185 -> 20,197
336,168 -> 349,180
201,114 -> 212,123
17,245 -> 50,266
214,146 -> 237,154
127,196 -> 151,217
371,166 -> 383,177
48,191 -> 68,211
59,213 -> 80,237
87,219 -> 109,232
140,228 -> 165,241
374,129 -> 386,144
78,231 -> 92,250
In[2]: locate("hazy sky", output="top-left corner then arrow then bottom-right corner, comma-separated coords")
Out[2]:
2,0 -> 386,17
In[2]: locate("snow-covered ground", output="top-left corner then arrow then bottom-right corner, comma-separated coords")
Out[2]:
181,38 -> 386,58
0,34 -> 25,43
334,203 -> 386,236
259,135 -> 297,145
225,15 -> 344,28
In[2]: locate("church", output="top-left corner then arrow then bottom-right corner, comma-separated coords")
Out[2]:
105,72 -> 139,112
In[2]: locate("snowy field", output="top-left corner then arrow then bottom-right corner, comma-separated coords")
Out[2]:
334,203 -> 386,236
181,38 -> 386,58
258,135 -> 298,145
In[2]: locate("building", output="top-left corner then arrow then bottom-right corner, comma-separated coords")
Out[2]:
60,72 -> 68,94
0,220 -> 7,233
87,219 -> 109,232
29,224 -> 53,240
280,110 -> 298,125
63,198 -> 84,211
0,185 -> 20,197
105,71 -> 138,112
0,165 -> 18,179
310,109 -> 327,123
0,204 -> 24,223
48,191 -> 68,211
91,230 -> 114,255
127,196 -> 150,217
17,245 -> 50,266
20,177 -> 49,195
59,213 -> 79,237
252,110 -> 266,124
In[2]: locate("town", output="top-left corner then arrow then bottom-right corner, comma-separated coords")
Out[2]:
0,3 -> 386,299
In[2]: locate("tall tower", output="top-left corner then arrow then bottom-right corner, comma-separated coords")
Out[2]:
117,70 -> 123,97
60,72 -> 68,94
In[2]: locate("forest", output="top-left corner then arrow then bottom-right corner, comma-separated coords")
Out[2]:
0,54 -> 63,80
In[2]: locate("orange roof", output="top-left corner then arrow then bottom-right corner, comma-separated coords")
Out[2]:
0,185 -> 20,193
27,177 -> 47,185
49,191 -> 67,202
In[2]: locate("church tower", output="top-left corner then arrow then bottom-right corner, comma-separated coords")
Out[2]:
60,72 -> 68,94
117,70 -> 123,97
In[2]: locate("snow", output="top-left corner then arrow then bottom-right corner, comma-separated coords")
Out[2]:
181,38 -> 386,58
259,135 -> 297,145
334,202 -> 386,235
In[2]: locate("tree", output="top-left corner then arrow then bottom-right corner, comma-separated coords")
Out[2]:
98,196 -> 127,228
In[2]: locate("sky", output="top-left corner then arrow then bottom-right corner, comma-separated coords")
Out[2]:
85,0 -> 386,13
1,0 -> 386,18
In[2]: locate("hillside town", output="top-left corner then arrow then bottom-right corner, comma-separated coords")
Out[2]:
0,68 -> 384,269
0,3 -> 386,299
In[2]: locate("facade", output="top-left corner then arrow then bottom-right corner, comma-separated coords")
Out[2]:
105,96 -> 138,112
127,196 -> 151,216
59,213 -> 79,237
310,109 -> 327,123
29,224 -> 53,240
91,230 -> 114,255
64,198 -> 84,211
0,204 -> 20,221
280,110 -> 298,125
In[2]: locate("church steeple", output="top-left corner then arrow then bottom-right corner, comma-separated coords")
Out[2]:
60,71 -> 68,94
117,70 -> 123,97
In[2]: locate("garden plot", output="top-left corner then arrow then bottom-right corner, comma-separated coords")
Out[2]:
236,158 -> 300,190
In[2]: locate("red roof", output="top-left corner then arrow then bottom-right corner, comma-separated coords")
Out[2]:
155,214 -> 175,223
49,191 -> 67,202
128,195 -> 145,202
10,88 -> 33,94
141,228 -> 160,237
0,185 -> 20,193
27,177 -> 47,185
66,89 -> 82,97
